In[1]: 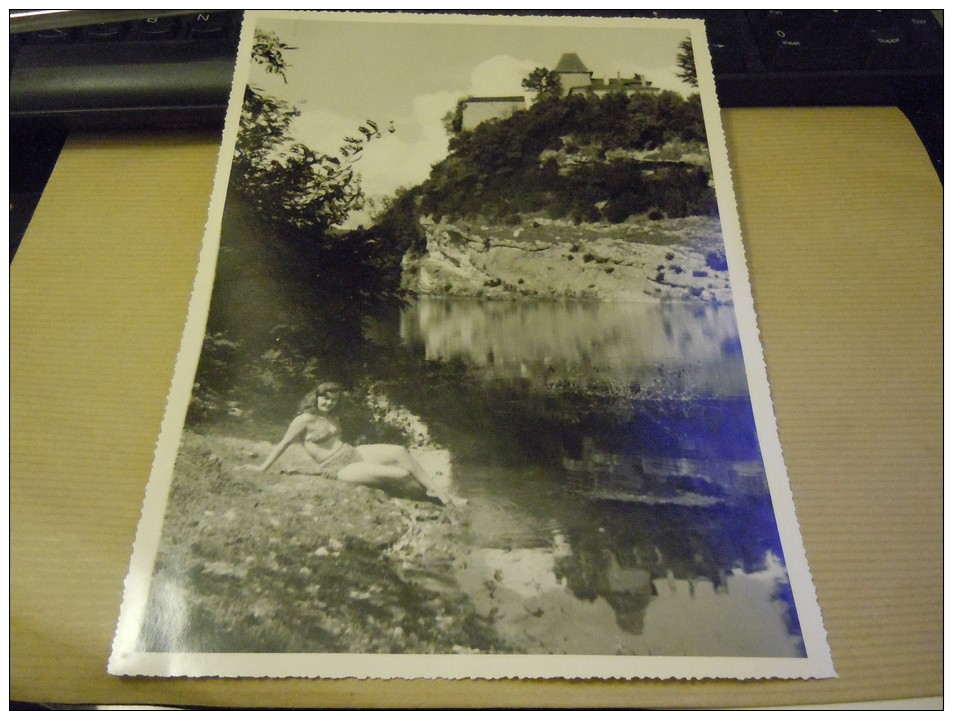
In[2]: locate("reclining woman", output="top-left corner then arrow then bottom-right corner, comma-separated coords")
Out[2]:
256,382 -> 465,506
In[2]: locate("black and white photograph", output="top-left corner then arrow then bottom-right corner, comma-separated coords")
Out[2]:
109,11 -> 833,680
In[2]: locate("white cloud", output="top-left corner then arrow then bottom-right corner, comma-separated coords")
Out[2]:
286,54 -> 558,228
353,91 -> 459,214
342,57 -> 543,227
288,104 -> 448,224
336,92 -> 459,228
359,122 -> 446,198
643,65 -> 693,95
289,109 -> 361,156
467,55 -> 538,97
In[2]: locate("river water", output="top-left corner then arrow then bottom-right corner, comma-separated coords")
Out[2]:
392,297 -> 805,657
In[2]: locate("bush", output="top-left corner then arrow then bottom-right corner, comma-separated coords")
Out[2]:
421,90 -> 714,225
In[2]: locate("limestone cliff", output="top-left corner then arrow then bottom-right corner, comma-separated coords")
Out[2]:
401,214 -> 733,303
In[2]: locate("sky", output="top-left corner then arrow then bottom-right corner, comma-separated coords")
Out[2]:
244,12 -> 700,226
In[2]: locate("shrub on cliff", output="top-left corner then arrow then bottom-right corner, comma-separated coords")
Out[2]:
407,89 -> 714,225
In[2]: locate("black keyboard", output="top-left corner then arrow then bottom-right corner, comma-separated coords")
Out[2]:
8,10 -> 943,258
10,10 -> 243,130
10,10 -> 943,122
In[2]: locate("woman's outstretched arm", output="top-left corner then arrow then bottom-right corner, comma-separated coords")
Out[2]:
257,414 -> 311,473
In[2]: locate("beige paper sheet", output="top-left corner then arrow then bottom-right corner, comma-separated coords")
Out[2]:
11,107 -> 942,706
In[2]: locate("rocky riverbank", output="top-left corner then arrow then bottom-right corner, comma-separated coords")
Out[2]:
401,214 -> 733,303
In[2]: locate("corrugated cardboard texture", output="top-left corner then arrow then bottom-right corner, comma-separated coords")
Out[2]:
11,107 -> 942,707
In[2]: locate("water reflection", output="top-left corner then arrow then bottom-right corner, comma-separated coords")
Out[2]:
455,470 -> 804,657
399,297 -> 749,397
392,297 -> 803,657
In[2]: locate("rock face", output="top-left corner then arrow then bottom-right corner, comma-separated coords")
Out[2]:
401,214 -> 733,303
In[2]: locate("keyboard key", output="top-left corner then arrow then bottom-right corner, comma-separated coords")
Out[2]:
29,27 -> 74,44
705,12 -> 754,74
865,10 -> 907,29
905,12 -> 944,68
134,16 -> 181,40
862,27 -> 913,69
84,23 -> 127,42
751,10 -> 870,71
746,9 -> 810,34
746,10 -> 814,47
805,10 -> 859,46
187,12 -> 232,39
756,25 -> 861,71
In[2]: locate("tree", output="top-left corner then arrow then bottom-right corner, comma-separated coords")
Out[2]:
675,36 -> 697,88
232,30 -> 384,235
251,30 -> 296,82
522,67 -> 563,101
442,97 -> 468,136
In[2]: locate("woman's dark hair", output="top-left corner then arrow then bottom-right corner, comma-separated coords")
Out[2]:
298,382 -> 344,414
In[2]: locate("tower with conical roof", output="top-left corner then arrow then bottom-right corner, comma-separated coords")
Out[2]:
553,52 -> 594,93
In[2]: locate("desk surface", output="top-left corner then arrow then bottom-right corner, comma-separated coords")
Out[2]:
10,107 -> 943,708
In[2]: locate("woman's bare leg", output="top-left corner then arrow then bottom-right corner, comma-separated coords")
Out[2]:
354,444 -> 466,505
336,462 -> 409,485
355,445 -> 439,489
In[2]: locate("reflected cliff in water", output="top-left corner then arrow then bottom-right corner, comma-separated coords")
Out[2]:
398,298 -> 749,397
366,296 -> 804,656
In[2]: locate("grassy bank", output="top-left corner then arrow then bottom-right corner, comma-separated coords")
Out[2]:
138,431 -> 511,654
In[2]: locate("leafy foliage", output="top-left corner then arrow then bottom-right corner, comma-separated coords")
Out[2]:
231,30 -> 384,235
189,30 -> 410,425
401,87 -> 714,224
189,187 -> 408,429
250,30 -> 296,80
521,67 -> 563,101
676,36 -> 698,88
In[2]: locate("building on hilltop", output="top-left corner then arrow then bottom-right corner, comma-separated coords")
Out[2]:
553,52 -> 595,93
457,53 -> 659,131
580,73 -> 661,98
554,52 -> 661,98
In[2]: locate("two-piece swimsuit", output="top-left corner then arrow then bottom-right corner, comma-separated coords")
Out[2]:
304,419 -> 363,479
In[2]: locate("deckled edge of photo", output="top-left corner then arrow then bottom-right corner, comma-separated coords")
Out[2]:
689,12 -> 836,681
106,9 -> 258,676
108,10 -> 835,681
